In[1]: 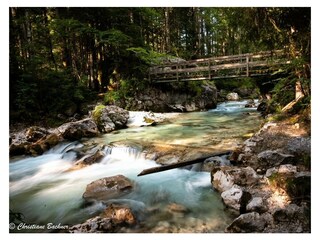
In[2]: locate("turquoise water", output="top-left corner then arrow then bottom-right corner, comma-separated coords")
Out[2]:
9,100 -> 262,233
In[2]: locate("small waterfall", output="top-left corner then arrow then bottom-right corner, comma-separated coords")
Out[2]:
210,99 -> 258,113
47,141 -> 84,155
101,145 -> 145,165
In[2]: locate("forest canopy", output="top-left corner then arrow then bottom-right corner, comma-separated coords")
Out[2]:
9,7 -> 310,123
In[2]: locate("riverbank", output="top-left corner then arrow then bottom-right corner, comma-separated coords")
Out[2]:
212,110 -> 311,233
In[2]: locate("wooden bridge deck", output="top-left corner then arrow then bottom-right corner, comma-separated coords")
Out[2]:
149,50 -> 291,83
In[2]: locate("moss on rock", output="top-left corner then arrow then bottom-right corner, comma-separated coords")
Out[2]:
92,104 -> 106,126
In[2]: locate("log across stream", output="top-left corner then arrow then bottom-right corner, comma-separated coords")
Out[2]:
138,150 -> 231,176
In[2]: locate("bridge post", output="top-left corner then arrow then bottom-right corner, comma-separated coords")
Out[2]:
246,55 -> 250,77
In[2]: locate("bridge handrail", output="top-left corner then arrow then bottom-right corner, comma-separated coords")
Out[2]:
150,49 -> 287,71
149,49 -> 293,82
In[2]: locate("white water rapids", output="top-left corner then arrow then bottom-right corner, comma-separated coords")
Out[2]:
9,100 -> 263,233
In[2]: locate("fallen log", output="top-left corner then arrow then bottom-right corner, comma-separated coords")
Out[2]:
137,150 -> 231,176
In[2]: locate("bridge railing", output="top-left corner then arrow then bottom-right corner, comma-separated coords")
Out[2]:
149,50 -> 291,83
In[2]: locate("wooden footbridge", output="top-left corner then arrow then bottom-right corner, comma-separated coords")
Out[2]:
149,50 -> 292,83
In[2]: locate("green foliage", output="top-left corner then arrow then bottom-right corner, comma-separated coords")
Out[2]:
127,47 -> 167,65
11,69 -> 94,123
269,77 -> 295,108
104,91 -> 120,105
99,29 -> 131,47
186,81 -> 203,97
104,78 -> 142,106
266,56 -> 310,112
14,74 -> 39,118
266,112 -> 287,122
126,47 -> 177,82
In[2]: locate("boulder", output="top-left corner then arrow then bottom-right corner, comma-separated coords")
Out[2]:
31,133 -> 62,154
211,166 -> 260,192
257,150 -> 295,169
69,204 -> 136,233
288,172 -> 311,203
83,175 -> 134,202
265,167 -> 278,178
69,216 -> 113,233
75,150 -> 105,166
286,137 -> 311,157
278,164 -> 297,174
202,156 -> 230,172
270,204 -> 310,233
102,204 -> 136,225
58,118 -> 99,140
211,167 -> 234,192
93,105 -> 129,133
246,197 -> 267,213
266,164 -> 297,177
10,127 -> 45,156
102,105 -> 129,128
25,126 -> 48,142
221,185 -> 243,211
226,92 -> 239,101
99,114 -> 116,133
273,204 -> 301,222
226,212 -> 270,233
9,141 -> 31,156
10,128 -> 61,156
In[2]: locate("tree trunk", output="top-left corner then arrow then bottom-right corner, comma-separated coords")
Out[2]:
43,8 -> 57,70
164,7 -> 171,53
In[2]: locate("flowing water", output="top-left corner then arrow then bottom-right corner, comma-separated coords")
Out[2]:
9,100 -> 263,233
